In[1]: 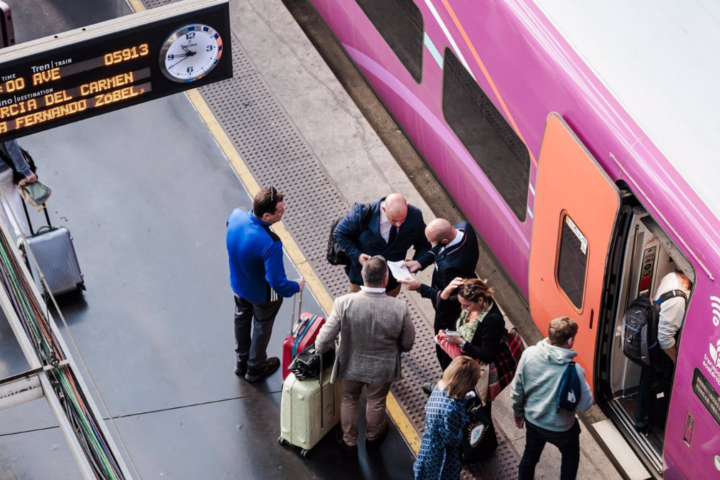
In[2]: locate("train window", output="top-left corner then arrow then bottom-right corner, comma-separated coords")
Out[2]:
557,215 -> 588,309
441,49 -> 530,221
355,0 -> 424,83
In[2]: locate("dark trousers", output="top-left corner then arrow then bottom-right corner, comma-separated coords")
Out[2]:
234,295 -> 283,368
518,420 -> 581,480
635,353 -> 673,428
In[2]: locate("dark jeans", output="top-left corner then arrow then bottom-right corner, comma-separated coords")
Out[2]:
518,420 -> 581,480
635,353 -> 674,428
234,295 -> 283,368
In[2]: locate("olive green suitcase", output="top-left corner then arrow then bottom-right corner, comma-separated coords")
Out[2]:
278,366 -> 340,457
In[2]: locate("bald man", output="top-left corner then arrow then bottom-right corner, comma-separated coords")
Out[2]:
400,218 -> 479,370
333,194 -> 433,296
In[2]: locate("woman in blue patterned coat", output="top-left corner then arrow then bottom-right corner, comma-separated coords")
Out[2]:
414,356 -> 481,480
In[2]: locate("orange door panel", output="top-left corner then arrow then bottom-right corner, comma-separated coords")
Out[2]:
529,113 -> 620,390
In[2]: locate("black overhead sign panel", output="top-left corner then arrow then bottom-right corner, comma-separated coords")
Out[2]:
0,0 -> 232,142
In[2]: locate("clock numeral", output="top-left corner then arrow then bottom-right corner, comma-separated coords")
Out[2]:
187,66 -> 194,74
206,45 -> 215,52
167,54 -> 175,61
186,32 -> 196,40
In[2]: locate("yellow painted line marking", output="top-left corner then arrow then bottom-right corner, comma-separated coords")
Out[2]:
128,0 -> 421,458
126,0 -> 146,13
130,0 -> 421,453
387,388 -> 422,453
182,69 -> 421,455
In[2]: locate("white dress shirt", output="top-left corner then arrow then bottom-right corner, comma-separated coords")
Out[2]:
440,229 -> 464,254
379,201 -> 392,243
361,286 -> 386,293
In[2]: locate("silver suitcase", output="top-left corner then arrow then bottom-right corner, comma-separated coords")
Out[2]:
278,356 -> 340,457
22,202 -> 84,296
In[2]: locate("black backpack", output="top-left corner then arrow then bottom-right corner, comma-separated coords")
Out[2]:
621,290 -> 687,366
326,203 -> 371,266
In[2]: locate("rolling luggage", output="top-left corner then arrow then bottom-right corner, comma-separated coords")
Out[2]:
278,354 -> 340,457
282,291 -> 326,379
21,200 -> 84,297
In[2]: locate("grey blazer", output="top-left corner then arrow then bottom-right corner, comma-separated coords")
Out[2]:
316,290 -> 415,384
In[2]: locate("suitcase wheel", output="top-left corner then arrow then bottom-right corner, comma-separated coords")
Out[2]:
277,437 -> 288,446
300,449 -> 309,458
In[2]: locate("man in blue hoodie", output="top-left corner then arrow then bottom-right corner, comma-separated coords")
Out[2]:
227,187 -> 305,382
510,317 -> 593,480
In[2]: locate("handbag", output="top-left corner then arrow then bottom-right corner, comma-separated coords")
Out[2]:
18,179 -> 51,208
460,390 -> 497,463
289,343 -> 335,381
475,362 -> 490,405
487,328 -> 526,402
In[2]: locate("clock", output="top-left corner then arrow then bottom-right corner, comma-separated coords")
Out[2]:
159,24 -> 223,82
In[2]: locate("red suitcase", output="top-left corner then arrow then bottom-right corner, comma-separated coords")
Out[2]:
282,292 -> 326,380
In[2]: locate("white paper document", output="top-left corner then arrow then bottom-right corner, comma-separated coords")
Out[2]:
387,261 -> 413,281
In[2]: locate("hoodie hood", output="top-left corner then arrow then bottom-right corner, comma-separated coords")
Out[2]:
537,339 -> 577,365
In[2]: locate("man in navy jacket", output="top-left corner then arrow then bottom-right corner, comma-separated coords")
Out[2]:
333,193 -> 433,296
227,187 -> 305,382
400,218 -> 479,370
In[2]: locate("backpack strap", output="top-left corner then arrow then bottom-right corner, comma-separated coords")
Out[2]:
657,289 -> 688,306
359,203 -> 372,231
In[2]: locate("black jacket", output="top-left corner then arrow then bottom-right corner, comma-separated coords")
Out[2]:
460,301 -> 507,364
419,221 -> 479,330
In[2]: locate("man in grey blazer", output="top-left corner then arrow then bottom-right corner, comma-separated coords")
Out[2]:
316,256 -> 416,457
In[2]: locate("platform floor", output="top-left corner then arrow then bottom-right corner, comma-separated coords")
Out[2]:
0,0 -> 623,479
0,1 -> 413,478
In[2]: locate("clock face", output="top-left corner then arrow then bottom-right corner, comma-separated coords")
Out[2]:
159,24 -> 223,83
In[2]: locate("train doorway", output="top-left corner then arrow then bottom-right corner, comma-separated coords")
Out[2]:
596,187 -> 695,476
528,113 -> 695,478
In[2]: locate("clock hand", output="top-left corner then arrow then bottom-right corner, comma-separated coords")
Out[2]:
181,45 -> 197,56
168,56 -> 191,70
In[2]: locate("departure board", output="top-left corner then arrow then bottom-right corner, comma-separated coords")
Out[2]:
0,0 -> 231,142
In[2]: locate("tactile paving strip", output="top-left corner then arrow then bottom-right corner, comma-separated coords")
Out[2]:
142,1 -> 520,477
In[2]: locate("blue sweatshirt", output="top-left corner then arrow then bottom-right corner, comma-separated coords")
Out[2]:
226,209 -> 299,302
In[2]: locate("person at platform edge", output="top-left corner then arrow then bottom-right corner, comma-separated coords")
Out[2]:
399,218 -> 479,371
333,193 -> 433,297
510,317 -> 593,480
226,186 -> 305,383
315,256 -> 415,457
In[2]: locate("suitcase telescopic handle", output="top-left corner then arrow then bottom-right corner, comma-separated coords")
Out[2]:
21,198 -> 53,237
291,288 -> 303,331
320,352 -> 324,430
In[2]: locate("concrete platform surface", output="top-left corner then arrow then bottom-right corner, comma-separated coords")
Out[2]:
0,0 -> 625,478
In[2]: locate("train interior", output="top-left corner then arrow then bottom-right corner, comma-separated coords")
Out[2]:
597,187 -> 695,475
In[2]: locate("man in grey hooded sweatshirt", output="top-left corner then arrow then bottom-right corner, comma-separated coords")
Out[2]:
510,317 -> 593,480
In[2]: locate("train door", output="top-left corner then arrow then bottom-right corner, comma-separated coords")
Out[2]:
528,113 -> 621,388
595,195 -> 695,476
529,114 -> 696,478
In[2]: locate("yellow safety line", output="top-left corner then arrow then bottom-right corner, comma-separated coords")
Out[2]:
186,88 -> 422,454
128,0 -> 422,455
126,0 -> 146,13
